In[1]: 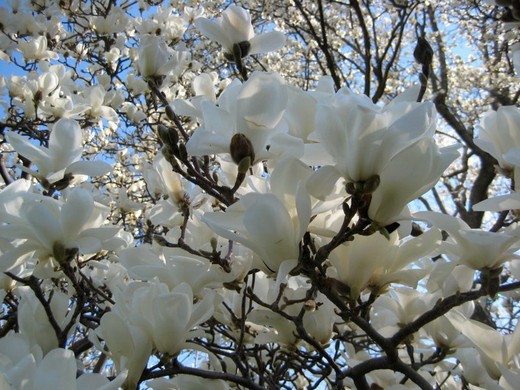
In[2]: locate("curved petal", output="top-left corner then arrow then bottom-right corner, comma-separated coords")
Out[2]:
34,349 -> 77,389
194,18 -> 232,50
66,160 -> 112,177
49,118 -> 83,170
249,31 -> 286,55
61,188 -> 94,241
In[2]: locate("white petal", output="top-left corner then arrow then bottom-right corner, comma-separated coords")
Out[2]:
49,118 -> 83,170
61,188 -> 94,241
34,349 -> 77,390
5,131 -> 51,173
249,31 -> 286,55
473,193 -> 520,211
194,18 -> 232,50
66,160 -> 112,177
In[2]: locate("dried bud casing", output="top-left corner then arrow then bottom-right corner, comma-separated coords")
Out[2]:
414,37 -> 433,66
230,133 -> 255,165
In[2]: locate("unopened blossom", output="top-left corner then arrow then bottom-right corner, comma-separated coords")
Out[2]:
6,118 -> 112,185
195,5 -> 285,60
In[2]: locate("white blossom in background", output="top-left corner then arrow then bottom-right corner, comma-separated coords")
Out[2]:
195,5 -> 286,59
0,186 -> 131,276
327,228 -> 440,299
416,211 -> 520,270
135,34 -> 188,82
5,118 -> 112,185
17,36 -> 59,61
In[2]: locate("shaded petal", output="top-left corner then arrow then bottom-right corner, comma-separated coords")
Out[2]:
34,349 -> 77,389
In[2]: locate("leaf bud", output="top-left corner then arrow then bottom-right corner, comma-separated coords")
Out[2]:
161,145 -> 174,161
230,133 -> 255,165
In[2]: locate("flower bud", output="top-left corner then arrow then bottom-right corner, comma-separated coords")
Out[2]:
165,104 -> 177,122
414,37 -> 433,66
157,124 -> 178,147
230,133 -> 255,165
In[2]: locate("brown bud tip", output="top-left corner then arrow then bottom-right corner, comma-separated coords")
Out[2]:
230,133 -> 255,165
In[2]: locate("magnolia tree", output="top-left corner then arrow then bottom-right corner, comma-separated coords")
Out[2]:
1,0 -> 520,389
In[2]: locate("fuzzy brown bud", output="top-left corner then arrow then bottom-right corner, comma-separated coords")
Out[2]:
230,133 -> 255,165
414,37 -> 434,66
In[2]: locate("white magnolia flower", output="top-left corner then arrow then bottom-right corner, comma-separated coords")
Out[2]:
6,118 -> 112,185
148,375 -> 229,390
416,211 -> 520,270
448,310 -> 520,380
136,35 -> 185,81
474,106 -> 520,171
96,311 -> 152,389
186,72 -> 303,164
195,5 -> 285,59
203,158 -> 312,273
0,334 -> 126,390
108,281 -> 218,356
0,187 -> 131,275
473,192 -> 520,212
313,86 -> 437,183
17,289 -> 76,354
117,245 -> 247,296
329,228 -> 440,299
368,141 -> 459,226
17,36 -> 59,61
